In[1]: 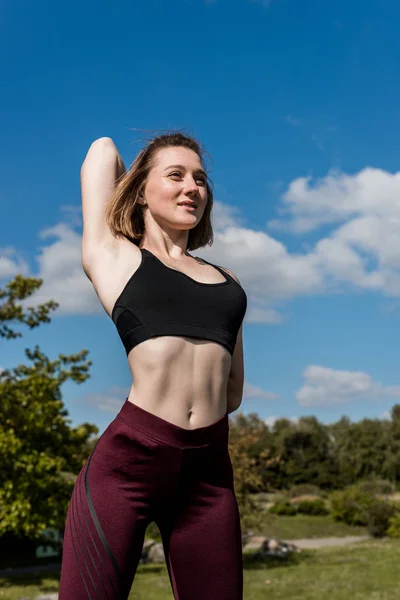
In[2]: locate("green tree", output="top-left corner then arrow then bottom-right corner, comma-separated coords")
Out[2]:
0,275 -> 98,538
330,417 -> 389,486
228,412 -> 273,530
382,405 -> 400,482
271,416 -> 339,489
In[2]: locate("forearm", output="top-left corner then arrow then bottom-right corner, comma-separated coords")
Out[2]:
80,137 -> 127,258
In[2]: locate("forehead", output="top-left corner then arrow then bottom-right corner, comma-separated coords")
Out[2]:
153,146 -> 203,170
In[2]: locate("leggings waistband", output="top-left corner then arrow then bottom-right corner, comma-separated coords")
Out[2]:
117,399 -> 229,448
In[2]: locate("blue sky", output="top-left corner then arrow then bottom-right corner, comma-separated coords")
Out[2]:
2,0 -> 400,433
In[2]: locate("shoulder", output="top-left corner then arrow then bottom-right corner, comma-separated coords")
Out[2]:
194,254 -> 241,285
219,266 -> 241,285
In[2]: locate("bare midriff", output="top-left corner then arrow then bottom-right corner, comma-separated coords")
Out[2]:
126,335 -> 231,429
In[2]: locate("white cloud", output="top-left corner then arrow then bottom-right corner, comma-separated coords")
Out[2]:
13,165 -> 400,322
201,225 -> 323,322
268,167 -> 400,298
0,247 -> 29,279
211,200 -> 244,230
269,168 -> 400,233
243,381 -> 278,400
80,386 -> 130,413
264,415 -> 298,427
296,365 -> 400,407
22,222 -> 102,315
244,305 -> 284,325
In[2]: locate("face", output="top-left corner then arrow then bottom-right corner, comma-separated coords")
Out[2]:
142,146 -> 208,231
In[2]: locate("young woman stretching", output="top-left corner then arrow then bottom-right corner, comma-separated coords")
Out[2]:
58,132 -> 247,600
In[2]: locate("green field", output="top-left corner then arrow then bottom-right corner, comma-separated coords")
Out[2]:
2,538 -> 400,600
256,514 -> 367,539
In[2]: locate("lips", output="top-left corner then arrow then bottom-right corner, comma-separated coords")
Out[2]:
178,202 -> 197,209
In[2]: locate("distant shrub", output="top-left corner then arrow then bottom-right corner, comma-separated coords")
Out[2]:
357,479 -> 395,496
329,486 -> 375,526
366,501 -> 397,538
289,484 -> 323,498
269,501 -> 297,516
387,511 -> 400,538
330,485 -> 396,536
296,499 -> 329,516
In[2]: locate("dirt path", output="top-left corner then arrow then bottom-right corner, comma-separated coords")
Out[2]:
244,535 -> 368,551
285,535 -> 368,549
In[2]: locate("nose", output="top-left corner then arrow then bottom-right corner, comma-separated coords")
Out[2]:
183,177 -> 199,197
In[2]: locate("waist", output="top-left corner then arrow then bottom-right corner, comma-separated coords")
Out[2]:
126,385 -> 228,430
118,398 -> 229,447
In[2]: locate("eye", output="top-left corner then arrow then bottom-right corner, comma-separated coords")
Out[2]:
169,171 -> 182,179
196,176 -> 207,186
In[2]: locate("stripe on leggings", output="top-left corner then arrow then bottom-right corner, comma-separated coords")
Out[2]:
74,472 -> 112,599
84,449 -> 122,583
69,492 -> 94,599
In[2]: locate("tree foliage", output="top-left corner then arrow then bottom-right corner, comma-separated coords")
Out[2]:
230,405 -> 400,500
228,412 -> 277,529
0,275 -> 98,538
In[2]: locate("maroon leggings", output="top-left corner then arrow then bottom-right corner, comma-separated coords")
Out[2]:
59,399 -> 243,599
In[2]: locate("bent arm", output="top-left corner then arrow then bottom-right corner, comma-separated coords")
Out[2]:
226,323 -> 244,414
80,137 -> 126,271
219,266 -> 245,414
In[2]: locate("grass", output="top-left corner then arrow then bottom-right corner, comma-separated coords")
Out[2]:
242,539 -> 400,600
255,514 -> 367,540
2,539 -> 400,599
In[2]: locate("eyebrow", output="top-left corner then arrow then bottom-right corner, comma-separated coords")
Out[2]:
164,164 -> 207,177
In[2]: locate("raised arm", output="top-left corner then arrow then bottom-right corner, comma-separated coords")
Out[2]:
80,137 -> 126,275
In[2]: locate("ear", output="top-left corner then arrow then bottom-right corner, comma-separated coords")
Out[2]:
137,189 -> 147,205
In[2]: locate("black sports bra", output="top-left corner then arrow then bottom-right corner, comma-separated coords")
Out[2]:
111,247 -> 247,356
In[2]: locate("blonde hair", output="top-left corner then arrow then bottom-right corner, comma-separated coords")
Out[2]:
105,132 -> 214,251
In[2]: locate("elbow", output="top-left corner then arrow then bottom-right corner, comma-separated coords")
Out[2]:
81,137 -> 117,172
90,136 -> 115,149
226,377 -> 243,414
227,396 -> 242,415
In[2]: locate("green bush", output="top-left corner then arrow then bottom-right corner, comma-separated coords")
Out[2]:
357,479 -> 395,496
366,500 -> 397,538
289,484 -> 323,498
330,485 -> 397,536
387,512 -> 400,538
329,486 -> 375,526
296,499 -> 329,516
269,501 -> 298,516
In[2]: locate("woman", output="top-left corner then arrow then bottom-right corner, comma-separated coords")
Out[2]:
58,132 -> 247,600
